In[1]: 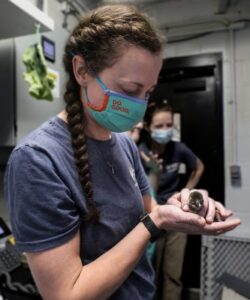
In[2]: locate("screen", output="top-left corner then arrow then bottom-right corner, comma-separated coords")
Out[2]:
42,36 -> 56,63
0,218 -> 11,239
44,41 -> 54,57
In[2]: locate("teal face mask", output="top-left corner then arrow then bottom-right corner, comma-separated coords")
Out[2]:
84,76 -> 148,132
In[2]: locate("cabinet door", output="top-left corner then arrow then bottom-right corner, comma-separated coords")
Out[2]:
0,39 -> 16,147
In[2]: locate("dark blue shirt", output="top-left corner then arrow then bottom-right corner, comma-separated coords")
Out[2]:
139,141 -> 197,204
5,116 -> 155,300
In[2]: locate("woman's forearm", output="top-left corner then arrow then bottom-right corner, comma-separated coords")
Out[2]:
71,223 -> 151,300
27,219 -> 155,300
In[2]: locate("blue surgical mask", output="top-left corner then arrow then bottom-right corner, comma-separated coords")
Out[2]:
84,76 -> 148,133
151,128 -> 173,144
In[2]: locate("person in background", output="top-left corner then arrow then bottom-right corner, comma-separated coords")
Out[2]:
126,121 -> 144,144
5,5 -> 240,300
139,104 -> 205,300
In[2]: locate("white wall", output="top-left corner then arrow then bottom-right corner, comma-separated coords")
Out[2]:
15,0 -> 72,140
163,26 -> 250,238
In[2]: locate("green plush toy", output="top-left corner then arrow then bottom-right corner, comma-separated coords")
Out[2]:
23,43 -> 55,101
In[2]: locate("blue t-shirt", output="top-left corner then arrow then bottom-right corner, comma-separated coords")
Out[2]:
4,116 -> 155,300
139,141 -> 197,204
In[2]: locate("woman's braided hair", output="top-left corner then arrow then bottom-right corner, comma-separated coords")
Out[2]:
63,4 -> 164,222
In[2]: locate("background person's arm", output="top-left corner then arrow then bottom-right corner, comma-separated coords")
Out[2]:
185,158 -> 205,190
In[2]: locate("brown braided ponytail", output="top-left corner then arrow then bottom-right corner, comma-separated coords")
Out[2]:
63,4 -> 164,222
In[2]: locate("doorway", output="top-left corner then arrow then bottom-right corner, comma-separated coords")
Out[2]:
149,53 -> 224,294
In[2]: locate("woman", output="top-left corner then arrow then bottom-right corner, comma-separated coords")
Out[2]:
5,5 -> 240,300
139,104 -> 205,300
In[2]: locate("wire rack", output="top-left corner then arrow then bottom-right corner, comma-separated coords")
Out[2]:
201,235 -> 250,300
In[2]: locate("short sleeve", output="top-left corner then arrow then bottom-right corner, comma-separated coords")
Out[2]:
180,143 -> 198,169
4,146 -> 80,253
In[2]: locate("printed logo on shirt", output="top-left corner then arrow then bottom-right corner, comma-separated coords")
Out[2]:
165,163 -> 179,173
129,166 -> 138,187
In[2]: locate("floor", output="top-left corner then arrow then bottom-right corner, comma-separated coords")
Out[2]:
182,288 -> 200,300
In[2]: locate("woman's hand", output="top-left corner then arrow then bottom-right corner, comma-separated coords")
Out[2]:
150,188 -> 241,236
169,188 -> 233,223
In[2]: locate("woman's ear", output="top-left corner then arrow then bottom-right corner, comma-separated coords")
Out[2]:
72,55 -> 89,86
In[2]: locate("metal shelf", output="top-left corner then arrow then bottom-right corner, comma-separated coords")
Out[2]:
0,0 -> 54,39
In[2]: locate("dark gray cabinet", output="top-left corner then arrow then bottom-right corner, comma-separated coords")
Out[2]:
0,38 -> 16,147
0,39 -> 16,165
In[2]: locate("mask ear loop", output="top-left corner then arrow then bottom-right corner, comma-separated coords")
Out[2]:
84,76 -> 109,112
95,76 -> 109,91
84,75 -> 110,111
68,51 -> 109,111
84,88 -> 109,112
87,76 -> 109,111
